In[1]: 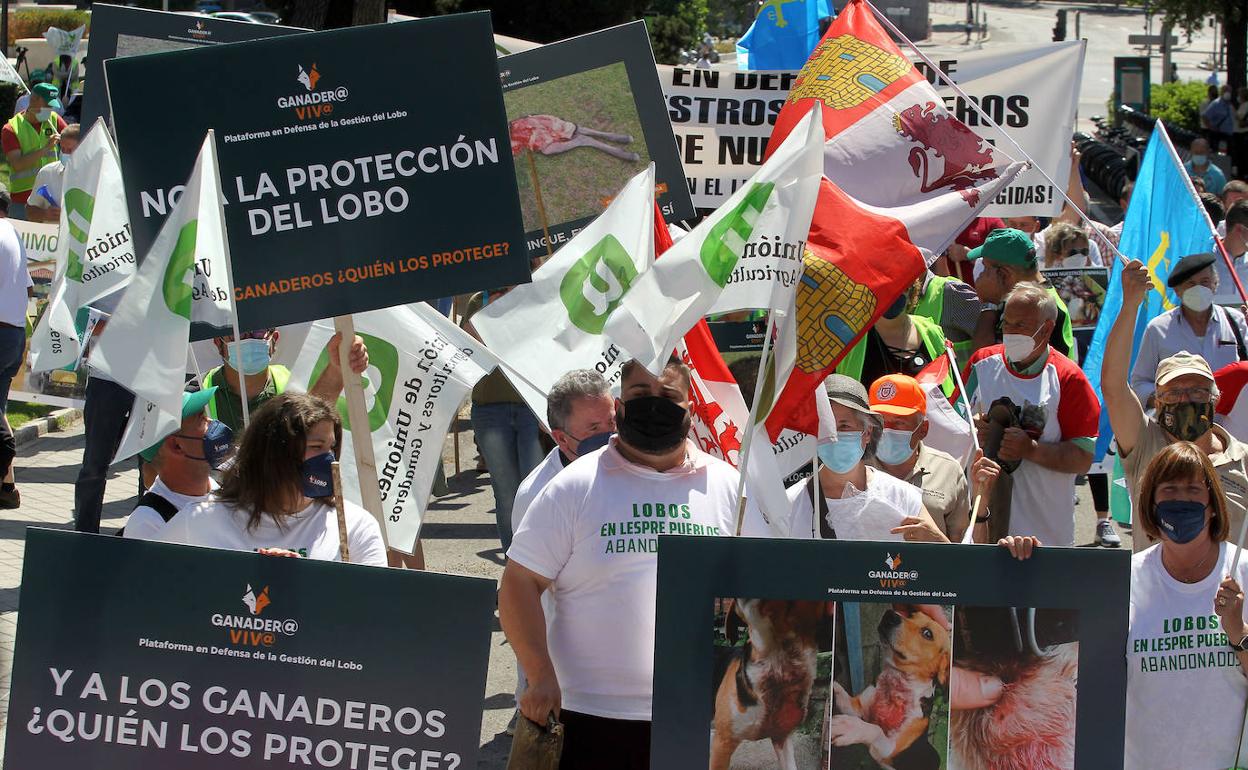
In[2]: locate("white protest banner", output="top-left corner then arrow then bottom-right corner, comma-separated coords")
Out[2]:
12,220 -> 58,265
0,55 -> 26,91
659,41 -> 1084,218
289,304 -> 500,554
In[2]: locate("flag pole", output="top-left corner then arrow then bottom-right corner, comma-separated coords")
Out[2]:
527,150 -> 555,260
734,309 -> 779,535
206,129 -> 249,429
941,342 -> 982,544
331,460 -> 351,562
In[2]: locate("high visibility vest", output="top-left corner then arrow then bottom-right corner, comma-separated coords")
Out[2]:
201,365 -> 290,421
5,113 -> 58,196
836,314 -> 956,399
914,274 -> 975,367
1046,285 -> 1077,363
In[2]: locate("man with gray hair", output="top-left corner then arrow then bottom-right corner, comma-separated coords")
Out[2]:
964,281 -> 1101,547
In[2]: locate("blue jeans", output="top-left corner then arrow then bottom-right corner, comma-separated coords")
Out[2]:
470,402 -> 543,552
0,324 -> 26,479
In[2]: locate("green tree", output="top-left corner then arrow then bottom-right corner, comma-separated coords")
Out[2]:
648,0 -> 710,64
1128,0 -> 1246,94
1150,80 -> 1210,131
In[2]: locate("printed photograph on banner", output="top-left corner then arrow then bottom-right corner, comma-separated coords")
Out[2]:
499,20 -> 694,257
708,597 -> 835,770
828,602 -> 952,770
505,62 -> 650,240
1041,267 -> 1108,329
948,606 -> 1079,770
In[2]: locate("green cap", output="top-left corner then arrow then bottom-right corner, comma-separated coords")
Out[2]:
30,82 -> 58,105
966,228 -> 1037,267
140,387 -> 218,462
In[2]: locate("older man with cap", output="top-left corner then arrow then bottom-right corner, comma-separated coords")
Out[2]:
1106,259 -> 1248,551
966,228 -> 1077,360
121,388 -> 232,540
1130,252 -> 1248,406
2,82 -> 65,220
867,374 -> 977,542
965,282 -> 1100,547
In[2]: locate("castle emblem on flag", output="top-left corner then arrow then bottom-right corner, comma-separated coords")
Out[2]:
785,35 -> 912,110
795,254 -> 876,374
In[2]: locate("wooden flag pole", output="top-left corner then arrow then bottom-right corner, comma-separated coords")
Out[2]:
527,150 -> 555,259
206,128 -> 250,429
331,460 -> 350,562
333,314 -> 389,550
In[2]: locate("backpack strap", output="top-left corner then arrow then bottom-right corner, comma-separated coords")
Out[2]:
135,492 -> 181,523
1224,306 -> 1248,363
805,475 -> 837,540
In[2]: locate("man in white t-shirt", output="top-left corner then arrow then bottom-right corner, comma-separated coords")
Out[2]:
965,282 -> 1101,546
499,357 -> 737,770
25,122 -> 77,223
122,387 -> 228,540
0,192 -> 30,509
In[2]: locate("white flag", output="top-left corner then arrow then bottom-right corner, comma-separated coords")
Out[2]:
29,120 -> 135,373
473,164 -> 655,395
44,25 -> 85,59
91,133 -> 231,463
0,56 -> 25,91
289,304 -> 500,553
603,106 -> 824,374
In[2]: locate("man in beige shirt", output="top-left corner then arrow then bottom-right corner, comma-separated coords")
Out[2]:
868,374 -> 974,541
1103,259 -> 1248,552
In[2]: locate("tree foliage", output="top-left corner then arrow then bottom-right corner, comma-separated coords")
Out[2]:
1126,0 -> 1246,93
1150,80 -> 1210,132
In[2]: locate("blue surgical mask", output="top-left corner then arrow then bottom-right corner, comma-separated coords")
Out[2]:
227,338 -> 271,376
1155,500 -> 1208,544
876,428 -> 917,466
1191,154 -> 1208,166
574,431 -> 612,457
817,432 -> 865,474
175,419 -> 233,469
301,451 -> 336,498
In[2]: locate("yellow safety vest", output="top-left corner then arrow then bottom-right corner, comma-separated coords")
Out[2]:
5,113 -> 58,196
201,365 -> 290,424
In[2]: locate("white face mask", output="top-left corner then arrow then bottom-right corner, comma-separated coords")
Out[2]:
1003,329 -> 1039,363
1181,284 -> 1215,313
35,108 -> 51,122
1191,154 -> 1208,166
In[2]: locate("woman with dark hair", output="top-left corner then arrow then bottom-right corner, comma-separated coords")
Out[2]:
1126,441 -> 1248,767
158,392 -> 386,566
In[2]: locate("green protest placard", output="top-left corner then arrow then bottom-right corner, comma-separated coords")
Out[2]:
106,13 -> 527,338
651,536 -> 1129,769
3,529 -> 495,768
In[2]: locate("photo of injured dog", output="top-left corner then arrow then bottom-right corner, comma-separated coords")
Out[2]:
502,61 -> 651,240
709,597 -> 836,770
948,606 -> 1079,770
826,603 -> 952,770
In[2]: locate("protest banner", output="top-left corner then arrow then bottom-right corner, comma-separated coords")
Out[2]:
499,21 -> 693,257
107,13 -> 528,338
3,529 -> 495,769
651,536 -> 1129,769
12,218 -> 59,265
82,4 -> 300,130
1042,266 -> 1109,329
660,41 -> 1084,217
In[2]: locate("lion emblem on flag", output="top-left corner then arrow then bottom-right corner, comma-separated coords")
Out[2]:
893,101 -> 999,207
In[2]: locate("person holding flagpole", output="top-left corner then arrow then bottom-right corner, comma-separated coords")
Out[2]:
2,82 -> 65,221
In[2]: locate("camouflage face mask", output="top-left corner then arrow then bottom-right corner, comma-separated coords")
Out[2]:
1160,401 -> 1215,443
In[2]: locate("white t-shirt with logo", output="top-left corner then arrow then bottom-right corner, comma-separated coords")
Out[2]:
123,476 -> 215,541
1126,542 -> 1248,768
507,439 -> 738,720
741,466 -> 921,540
158,497 -> 387,567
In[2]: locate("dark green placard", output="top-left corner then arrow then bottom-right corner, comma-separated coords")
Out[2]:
3,529 -> 495,768
106,13 -> 528,339
650,536 -> 1130,769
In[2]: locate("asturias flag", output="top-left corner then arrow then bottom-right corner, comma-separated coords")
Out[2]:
737,0 -> 833,71
1083,120 -> 1214,460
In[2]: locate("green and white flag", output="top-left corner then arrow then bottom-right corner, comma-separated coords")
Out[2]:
472,164 -> 655,395
0,55 -> 26,92
603,106 -> 824,374
29,120 -> 135,373
290,303 -> 501,553
44,25 -> 85,59
90,132 -> 232,463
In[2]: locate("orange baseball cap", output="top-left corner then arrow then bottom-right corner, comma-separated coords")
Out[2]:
868,374 -> 927,416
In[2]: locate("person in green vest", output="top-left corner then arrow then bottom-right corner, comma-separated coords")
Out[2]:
913,269 -> 994,369
2,82 -> 65,220
836,279 -> 956,399
966,228 -> 1077,362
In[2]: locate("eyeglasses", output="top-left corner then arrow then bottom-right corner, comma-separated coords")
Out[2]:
1156,386 -> 1214,404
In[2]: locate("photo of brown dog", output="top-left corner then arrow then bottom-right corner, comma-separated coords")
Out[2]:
709,598 -> 835,770
948,606 -> 1079,770
826,603 -> 952,770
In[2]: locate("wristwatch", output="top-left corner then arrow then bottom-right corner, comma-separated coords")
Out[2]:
1230,633 -> 1248,652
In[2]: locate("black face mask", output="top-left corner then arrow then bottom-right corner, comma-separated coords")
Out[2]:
1160,401 -> 1215,442
616,396 -> 690,455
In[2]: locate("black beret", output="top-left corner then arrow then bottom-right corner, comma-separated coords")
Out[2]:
1167,252 -> 1217,288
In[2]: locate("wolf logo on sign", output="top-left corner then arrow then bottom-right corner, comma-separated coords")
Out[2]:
884,553 -> 902,571
297,63 -> 321,92
242,584 -> 271,616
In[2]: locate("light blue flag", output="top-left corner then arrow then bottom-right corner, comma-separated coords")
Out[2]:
736,0 -> 833,71
1084,121 -> 1215,460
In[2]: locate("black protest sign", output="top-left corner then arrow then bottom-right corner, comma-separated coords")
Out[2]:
83,5 -> 302,130
107,13 -> 527,338
651,536 -> 1129,769
3,529 -> 495,768
499,21 -> 693,257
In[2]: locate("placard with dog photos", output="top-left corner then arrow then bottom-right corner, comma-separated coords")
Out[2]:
653,536 -> 1130,770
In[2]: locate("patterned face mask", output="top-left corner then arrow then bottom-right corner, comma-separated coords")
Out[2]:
1159,401 -> 1214,442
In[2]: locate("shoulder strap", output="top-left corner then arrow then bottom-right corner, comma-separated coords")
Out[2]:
135,492 -> 181,523
805,476 -> 837,539
1224,307 -> 1248,363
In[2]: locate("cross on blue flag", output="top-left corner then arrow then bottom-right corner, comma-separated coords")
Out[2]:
736,0 -> 834,71
1083,121 -> 1215,461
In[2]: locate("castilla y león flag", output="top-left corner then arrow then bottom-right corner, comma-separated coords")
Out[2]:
763,0 -> 1023,438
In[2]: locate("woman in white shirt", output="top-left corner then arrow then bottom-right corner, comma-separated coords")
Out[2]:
159,392 -> 387,566
1126,441 -> 1248,768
